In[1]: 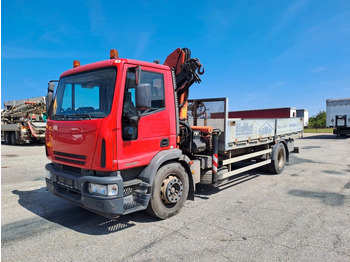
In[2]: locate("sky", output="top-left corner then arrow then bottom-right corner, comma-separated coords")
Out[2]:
1,0 -> 350,116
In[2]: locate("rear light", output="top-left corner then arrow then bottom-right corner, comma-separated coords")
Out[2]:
89,183 -> 118,196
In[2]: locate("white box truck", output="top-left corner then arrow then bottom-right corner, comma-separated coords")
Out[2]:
326,98 -> 350,136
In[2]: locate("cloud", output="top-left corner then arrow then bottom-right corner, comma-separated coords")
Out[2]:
267,81 -> 288,90
39,23 -> 82,44
1,46 -> 82,59
265,0 -> 308,43
242,81 -> 288,102
133,31 -> 153,59
87,0 -> 106,36
306,12 -> 350,35
310,66 -> 327,73
243,92 -> 259,102
202,3 -> 236,43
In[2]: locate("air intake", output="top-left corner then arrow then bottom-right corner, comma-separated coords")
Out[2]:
101,139 -> 106,168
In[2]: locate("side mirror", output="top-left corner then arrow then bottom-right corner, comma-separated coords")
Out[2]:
135,65 -> 142,86
46,81 -> 56,116
135,83 -> 151,109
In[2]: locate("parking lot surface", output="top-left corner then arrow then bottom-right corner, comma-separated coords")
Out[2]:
1,133 -> 350,261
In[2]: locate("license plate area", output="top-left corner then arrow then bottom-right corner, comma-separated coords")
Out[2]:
56,175 -> 74,189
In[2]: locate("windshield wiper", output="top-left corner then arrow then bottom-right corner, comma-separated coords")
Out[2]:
52,114 -> 67,121
67,114 -> 92,120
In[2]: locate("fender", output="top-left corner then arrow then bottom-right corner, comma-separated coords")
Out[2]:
138,149 -> 195,200
138,148 -> 182,184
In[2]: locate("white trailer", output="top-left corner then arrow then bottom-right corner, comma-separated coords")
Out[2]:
296,109 -> 309,127
326,98 -> 350,136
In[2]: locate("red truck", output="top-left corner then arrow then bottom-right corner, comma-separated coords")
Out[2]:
45,48 -> 303,219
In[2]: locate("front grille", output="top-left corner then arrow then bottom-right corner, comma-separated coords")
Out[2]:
62,165 -> 81,174
55,157 -> 85,165
54,151 -> 86,159
54,151 -> 86,165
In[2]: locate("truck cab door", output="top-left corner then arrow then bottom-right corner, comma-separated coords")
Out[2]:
117,64 -> 176,169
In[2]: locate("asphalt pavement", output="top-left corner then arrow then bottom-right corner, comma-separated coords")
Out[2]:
1,133 -> 350,261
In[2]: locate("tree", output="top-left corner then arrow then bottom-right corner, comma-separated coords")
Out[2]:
309,111 -> 326,132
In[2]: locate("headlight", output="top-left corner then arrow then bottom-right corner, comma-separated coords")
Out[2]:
89,183 -> 118,196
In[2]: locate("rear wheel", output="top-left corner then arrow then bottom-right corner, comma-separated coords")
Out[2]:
146,162 -> 189,219
267,143 -> 286,174
10,132 -> 17,145
4,132 -> 11,145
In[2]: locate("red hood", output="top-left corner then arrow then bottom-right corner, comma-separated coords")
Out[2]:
46,120 -> 101,169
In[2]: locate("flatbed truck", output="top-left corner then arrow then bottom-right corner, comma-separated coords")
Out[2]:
45,48 -> 303,219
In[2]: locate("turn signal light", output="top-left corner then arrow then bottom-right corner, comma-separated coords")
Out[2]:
110,49 -> 119,59
73,60 -> 81,68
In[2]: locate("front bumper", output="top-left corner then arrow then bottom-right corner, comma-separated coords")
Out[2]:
45,163 -> 124,218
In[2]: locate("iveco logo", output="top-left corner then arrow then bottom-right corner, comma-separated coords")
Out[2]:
125,161 -> 138,167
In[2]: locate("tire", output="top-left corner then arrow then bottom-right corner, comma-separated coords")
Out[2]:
146,162 -> 189,219
10,132 -> 17,145
4,132 -> 11,145
267,143 -> 286,174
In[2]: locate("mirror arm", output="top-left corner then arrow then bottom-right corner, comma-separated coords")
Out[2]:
134,65 -> 142,86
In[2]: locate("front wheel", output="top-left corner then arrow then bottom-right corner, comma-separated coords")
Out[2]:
146,162 -> 189,219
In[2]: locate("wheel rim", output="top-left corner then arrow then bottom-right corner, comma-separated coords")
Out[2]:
160,175 -> 183,204
277,149 -> 285,168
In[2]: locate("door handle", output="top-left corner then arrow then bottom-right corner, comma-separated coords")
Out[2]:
160,138 -> 169,147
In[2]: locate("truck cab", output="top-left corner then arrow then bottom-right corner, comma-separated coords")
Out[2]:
45,54 -> 190,219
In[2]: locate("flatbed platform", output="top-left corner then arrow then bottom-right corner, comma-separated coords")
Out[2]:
188,98 -> 304,152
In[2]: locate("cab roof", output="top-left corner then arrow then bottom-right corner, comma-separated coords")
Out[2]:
61,58 -> 171,77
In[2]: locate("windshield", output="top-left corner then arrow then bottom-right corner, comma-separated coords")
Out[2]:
52,67 -> 117,120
